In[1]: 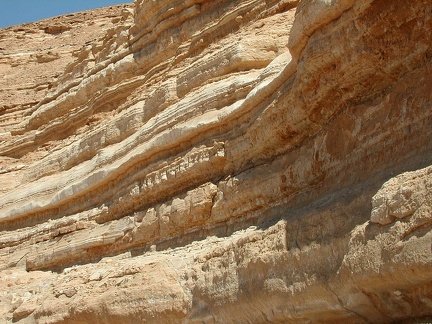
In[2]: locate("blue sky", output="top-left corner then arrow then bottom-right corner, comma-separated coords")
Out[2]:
0,0 -> 131,28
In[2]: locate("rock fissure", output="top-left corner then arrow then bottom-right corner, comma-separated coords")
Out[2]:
326,283 -> 371,324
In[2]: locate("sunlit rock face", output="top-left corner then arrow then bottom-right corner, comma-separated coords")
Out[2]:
1,0 -> 432,323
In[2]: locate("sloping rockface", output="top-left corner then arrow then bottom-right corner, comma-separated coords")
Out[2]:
0,0 -> 431,323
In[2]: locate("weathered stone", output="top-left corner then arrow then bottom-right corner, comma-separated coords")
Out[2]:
0,0 -> 431,323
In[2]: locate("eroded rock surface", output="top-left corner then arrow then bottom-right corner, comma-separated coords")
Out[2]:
0,0 -> 431,323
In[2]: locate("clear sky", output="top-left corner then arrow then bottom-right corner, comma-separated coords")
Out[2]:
0,0 -> 131,28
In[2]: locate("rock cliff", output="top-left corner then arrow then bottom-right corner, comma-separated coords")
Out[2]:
0,0 -> 431,323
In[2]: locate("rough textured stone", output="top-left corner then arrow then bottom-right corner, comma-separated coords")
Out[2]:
0,0 -> 431,323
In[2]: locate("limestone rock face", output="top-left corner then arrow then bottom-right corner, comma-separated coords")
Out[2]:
0,0 -> 431,323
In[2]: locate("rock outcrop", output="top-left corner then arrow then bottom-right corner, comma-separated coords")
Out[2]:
0,0 -> 431,323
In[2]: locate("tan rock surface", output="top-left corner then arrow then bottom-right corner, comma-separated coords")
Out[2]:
0,4 -> 132,133
0,0 -> 432,323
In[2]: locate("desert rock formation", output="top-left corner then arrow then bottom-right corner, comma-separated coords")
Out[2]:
0,0 -> 431,323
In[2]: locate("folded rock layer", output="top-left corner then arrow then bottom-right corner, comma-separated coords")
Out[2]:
0,0 -> 431,323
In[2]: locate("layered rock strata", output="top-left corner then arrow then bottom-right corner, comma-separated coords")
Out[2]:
0,0 -> 431,323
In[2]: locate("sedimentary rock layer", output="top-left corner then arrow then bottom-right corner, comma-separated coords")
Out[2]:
0,0 -> 431,323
